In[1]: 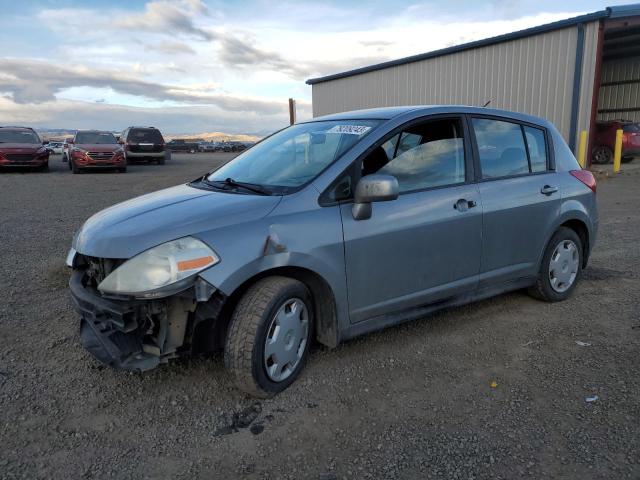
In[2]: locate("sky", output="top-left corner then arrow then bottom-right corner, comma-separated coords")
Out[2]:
0,0 -> 634,135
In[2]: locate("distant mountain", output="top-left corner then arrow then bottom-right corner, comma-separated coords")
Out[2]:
36,128 -> 263,142
166,132 -> 262,142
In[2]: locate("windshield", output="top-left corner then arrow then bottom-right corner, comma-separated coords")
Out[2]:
129,128 -> 164,143
0,130 -> 40,144
207,120 -> 380,190
75,131 -> 117,144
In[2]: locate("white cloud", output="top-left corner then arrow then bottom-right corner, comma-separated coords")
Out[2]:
4,1 -> 586,134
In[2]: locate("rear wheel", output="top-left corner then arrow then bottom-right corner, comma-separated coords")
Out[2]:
224,276 -> 313,397
72,161 -> 81,174
592,145 -> 613,164
529,227 -> 583,302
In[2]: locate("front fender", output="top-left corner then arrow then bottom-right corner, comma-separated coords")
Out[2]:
195,192 -> 350,341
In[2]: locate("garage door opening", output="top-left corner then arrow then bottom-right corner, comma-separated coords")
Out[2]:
589,15 -> 640,167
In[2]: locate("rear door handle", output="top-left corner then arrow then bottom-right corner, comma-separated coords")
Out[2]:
454,198 -> 477,211
540,185 -> 558,195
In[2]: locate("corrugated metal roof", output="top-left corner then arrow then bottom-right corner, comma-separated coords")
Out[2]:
306,4 -> 640,85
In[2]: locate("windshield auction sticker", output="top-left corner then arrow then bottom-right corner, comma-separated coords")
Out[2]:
327,125 -> 372,135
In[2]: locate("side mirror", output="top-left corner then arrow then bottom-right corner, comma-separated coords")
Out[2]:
352,174 -> 399,220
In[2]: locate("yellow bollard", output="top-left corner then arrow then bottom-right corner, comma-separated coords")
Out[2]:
613,129 -> 623,173
577,130 -> 587,168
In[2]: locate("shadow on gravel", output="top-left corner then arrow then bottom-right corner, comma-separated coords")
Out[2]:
582,266 -> 630,281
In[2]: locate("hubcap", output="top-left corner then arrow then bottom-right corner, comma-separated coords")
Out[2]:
548,240 -> 579,293
263,298 -> 309,382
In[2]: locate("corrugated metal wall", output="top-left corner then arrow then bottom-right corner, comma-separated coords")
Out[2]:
597,56 -> 640,122
312,22 -> 600,149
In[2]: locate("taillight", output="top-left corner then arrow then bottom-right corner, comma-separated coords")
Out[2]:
570,170 -> 596,193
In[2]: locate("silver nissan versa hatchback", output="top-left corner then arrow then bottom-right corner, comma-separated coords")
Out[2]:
67,106 -> 598,397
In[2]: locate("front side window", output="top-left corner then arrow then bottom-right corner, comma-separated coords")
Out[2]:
361,118 -> 466,193
75,131 -> 118,144
207,120 -> 380,192
472,118 -> 529,178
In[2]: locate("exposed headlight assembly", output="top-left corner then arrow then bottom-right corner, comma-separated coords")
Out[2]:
98,237 -> 219,298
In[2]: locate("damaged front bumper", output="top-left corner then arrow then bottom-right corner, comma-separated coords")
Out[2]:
69,270 -> 226,372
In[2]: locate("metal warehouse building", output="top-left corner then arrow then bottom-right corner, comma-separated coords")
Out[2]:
306,4 -> 640,165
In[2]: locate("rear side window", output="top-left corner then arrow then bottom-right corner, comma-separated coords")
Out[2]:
363,118 -> 466,193
128,128 -> 164,143
623,123 -> 640,133
523,126 -> 548,172
472,118 -> 529,178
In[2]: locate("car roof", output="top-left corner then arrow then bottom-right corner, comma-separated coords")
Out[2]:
309,105 -> 550,127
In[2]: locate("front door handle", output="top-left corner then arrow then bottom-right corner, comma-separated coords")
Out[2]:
454,198 -> 477,211
540,185 -> 558,195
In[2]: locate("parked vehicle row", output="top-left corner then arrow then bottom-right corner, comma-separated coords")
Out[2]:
66,106 -> 598,397
62,126 -> 170,173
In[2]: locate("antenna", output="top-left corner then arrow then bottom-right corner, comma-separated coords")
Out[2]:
482,100 -> 492,107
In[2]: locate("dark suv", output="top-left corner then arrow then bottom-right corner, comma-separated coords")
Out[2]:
0,126 -> 50,171
120,127 -> 170,164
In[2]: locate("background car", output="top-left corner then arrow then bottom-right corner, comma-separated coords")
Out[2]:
62,138 -> 73,162
0,126 -> 49,171
120,126 -> 170,164
46,141 -> 63,154
198,142 -> 221,152
592,120 -> 640,164
68,130 -> 126,174
166,139 -> 199,153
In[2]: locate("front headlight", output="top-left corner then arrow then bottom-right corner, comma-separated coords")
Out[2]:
98,237 -> 219,298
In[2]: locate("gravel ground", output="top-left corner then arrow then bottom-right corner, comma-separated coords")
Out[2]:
1,153 -> 639,479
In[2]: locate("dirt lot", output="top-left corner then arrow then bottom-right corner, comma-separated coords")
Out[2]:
1,153 -> 639,479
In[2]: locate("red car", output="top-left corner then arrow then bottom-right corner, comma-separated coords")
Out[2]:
0,126 -> 50,171
69,130 -> 126,174
592,120 -> 640,164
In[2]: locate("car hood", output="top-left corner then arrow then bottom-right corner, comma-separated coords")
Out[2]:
74,143 -> 121,152
0,143 -> 45,153
74,183 -> 281,259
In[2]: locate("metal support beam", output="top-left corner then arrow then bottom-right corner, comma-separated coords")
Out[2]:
569,23 -> 586,152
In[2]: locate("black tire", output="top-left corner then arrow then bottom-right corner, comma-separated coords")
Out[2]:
68,158 -> 72,170
71,161 -> 81,174
224,276 -> 313,398
39,163 -> 49,172
529,227 -> 583,302
621,156 -> 635,164
118,167 -> 127,173
592,145 -> 613,164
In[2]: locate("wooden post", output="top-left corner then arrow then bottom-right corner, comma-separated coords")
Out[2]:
288,98 -> 296,125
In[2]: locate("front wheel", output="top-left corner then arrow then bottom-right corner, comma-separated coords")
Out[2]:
529,227 -> 583,302
224,276 -> 313,397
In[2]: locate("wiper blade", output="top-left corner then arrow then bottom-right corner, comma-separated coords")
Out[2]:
209,177 -> 271,195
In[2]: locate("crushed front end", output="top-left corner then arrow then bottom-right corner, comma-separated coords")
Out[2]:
69,253 -> 226,371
